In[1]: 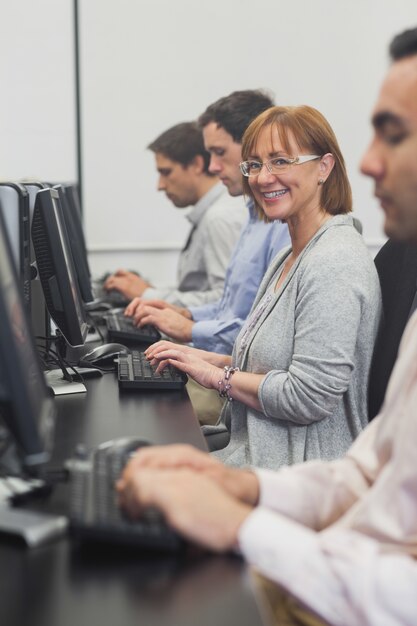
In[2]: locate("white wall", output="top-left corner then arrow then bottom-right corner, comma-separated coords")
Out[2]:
0,0 -> 76,182
78,0 -> 417,277
2,1 -> 417,280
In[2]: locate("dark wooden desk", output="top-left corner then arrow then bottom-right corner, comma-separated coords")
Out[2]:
0,372 -> 266,626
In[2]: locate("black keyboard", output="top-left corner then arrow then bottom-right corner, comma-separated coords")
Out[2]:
105,311 -> 161,344
117,351 -> 187,390
69,438 -> 182,551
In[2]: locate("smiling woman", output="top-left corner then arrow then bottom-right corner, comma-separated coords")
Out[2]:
241,105 -> 352,223
145,105 -> 383,471
239,105 -> 353,283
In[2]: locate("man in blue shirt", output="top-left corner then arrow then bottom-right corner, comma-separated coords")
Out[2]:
126,90 -> 290,355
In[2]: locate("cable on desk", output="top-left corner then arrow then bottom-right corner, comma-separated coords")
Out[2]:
85,313 -> 105,342
36,337 -> 116,377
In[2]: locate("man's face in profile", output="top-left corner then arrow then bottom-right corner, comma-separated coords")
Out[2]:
361,55 -> 417,242
203,123 -> 244,197
154,153 -> 199,208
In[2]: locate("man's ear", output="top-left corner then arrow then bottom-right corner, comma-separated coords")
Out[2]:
189,154 -> 205,175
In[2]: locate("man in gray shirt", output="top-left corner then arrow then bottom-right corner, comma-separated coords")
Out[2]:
104,122 -> 246,307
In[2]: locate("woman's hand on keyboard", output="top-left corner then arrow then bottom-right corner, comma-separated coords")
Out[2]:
146,345 -> 222,390
145,341 -> 230,368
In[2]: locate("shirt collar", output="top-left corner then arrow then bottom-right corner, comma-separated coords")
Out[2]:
246,198 -> 258,220
186,182 -> 226,227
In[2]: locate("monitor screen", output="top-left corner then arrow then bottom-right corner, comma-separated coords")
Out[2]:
63,184 -> 91,278
0,210 -> 55,473
53,185 -> 94,303
21,182 -> 52,342
31,188 -> 89,347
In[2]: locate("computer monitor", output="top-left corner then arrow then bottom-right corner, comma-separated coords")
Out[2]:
0,210 -> 55,474
31,188 -> 89,348
0,182 -> 31,308
63,183 -> 91,274
53,185 -> 94,304
21,181 -> 47,258
20,182 -> 52,343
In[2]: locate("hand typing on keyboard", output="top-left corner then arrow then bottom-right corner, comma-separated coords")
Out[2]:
106,312 -> 161,344
118,351 -> 187,390
117,459 -> 253,552
129,303 -> 195,343
103,270 -> 151,300
145,342 -> 223,391
69,437 -> 182,550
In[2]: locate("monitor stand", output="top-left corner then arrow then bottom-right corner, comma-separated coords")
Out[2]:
0,507 -> 68,547
0,440 -> 68,548
43,334 -> 87,396
44,369 -> 87,396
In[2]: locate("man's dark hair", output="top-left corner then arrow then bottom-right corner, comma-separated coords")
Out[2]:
148,122 -> 213,174
198,90 -> 274,143
389,27 -> 417,61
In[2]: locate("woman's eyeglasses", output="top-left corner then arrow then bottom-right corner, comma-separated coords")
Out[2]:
240,154 -> 321,177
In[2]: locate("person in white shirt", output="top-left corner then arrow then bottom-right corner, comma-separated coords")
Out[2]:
116,27 -> 417,626
104,122 -> 246,307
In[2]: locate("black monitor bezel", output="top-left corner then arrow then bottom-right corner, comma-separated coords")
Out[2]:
53,185 -> 94,304
63,184 -> 91,278
0,210 -> 55,472
31,188 -> 89,348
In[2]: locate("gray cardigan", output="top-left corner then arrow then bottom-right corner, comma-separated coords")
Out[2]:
209,215 -> 382,470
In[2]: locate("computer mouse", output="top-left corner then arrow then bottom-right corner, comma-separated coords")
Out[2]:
79,343 -> 130,366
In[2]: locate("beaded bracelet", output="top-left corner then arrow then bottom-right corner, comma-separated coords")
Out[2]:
217,366 -> 240,402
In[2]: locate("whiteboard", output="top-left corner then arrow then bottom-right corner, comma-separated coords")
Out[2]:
78,0 -> 417,255
2,0 -> 417,271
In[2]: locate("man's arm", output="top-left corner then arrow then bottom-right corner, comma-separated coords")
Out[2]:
189,300 -> 221,322
141,284 -> 224,308
191,317 -> 245,353
239,509 -> 417,626
253,416 -> 380,530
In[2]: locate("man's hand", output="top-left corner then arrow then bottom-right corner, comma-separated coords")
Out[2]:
116,467 -> 253,552
123,443 -> 260,506
104,269 -> 151,300
124,298 -> 192,319
133,306 -> 195,342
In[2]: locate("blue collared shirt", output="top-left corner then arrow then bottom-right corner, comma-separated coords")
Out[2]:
189,201 -> 290,353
